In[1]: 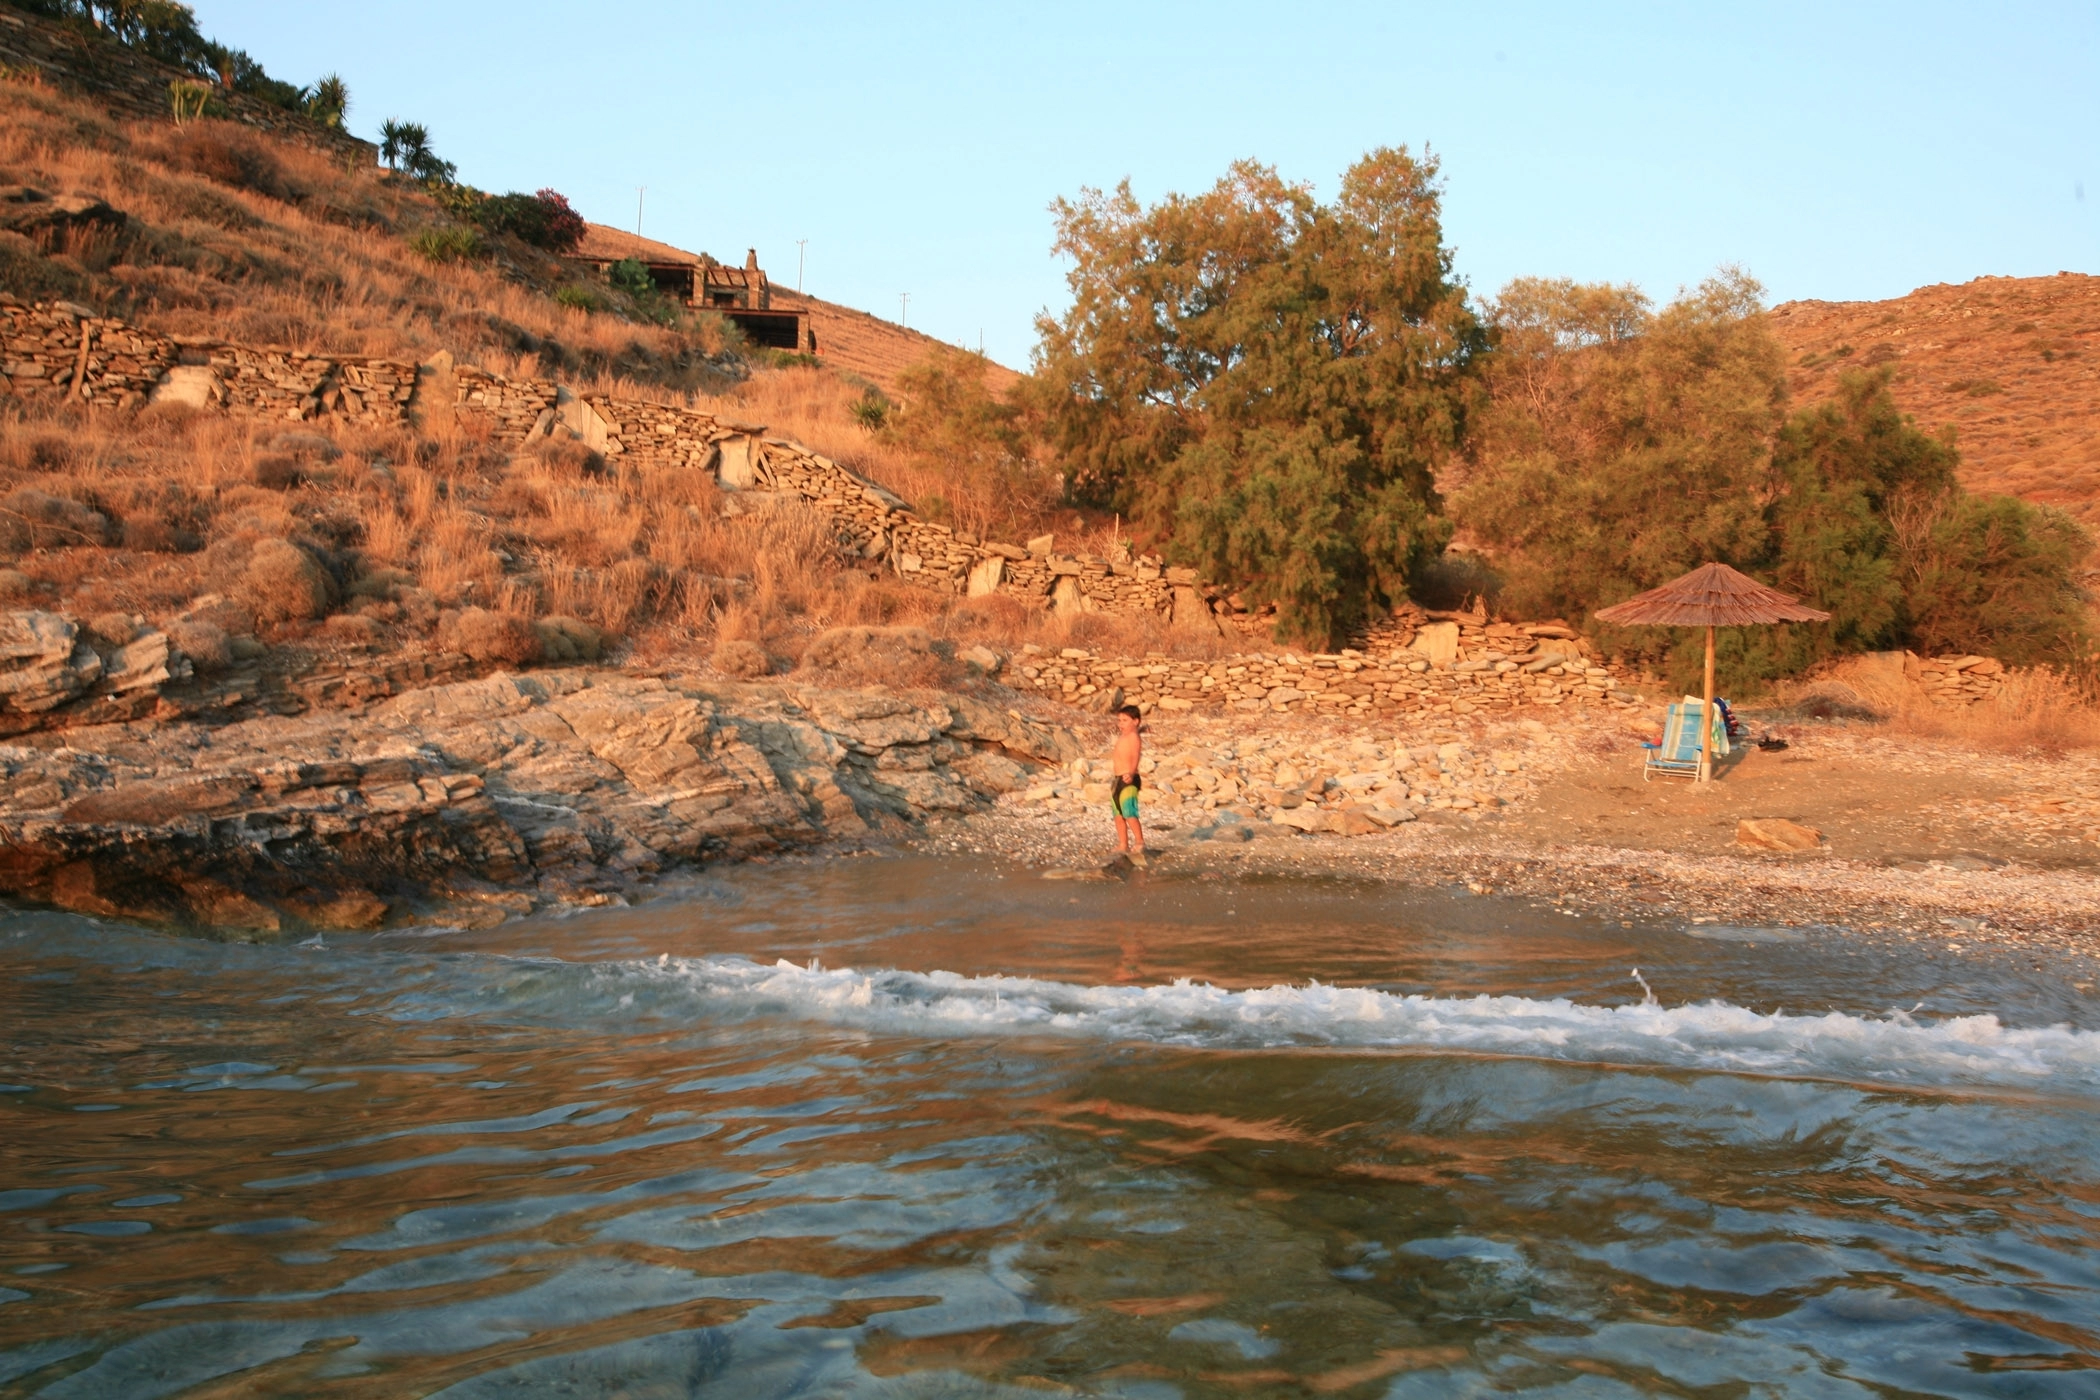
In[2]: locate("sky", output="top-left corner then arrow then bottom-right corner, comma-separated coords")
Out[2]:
200,1 -> 2095,369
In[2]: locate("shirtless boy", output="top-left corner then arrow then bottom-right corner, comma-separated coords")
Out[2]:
1109,703 -> 1146,865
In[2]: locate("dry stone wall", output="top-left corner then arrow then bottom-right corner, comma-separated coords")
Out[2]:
0,299 -> 417,424
1013,614 -> 1648,720
1907,652 -> 2010,705
0,299 -> 1193,626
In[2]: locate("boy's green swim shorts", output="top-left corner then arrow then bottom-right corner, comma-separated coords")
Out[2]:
1111,776 -> 1141,819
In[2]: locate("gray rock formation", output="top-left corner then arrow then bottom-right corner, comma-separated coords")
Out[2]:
0,671 -> 1081,933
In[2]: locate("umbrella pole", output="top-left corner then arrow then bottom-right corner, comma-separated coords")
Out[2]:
1699,624 -> 1715,784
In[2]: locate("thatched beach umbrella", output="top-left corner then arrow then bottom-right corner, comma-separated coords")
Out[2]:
1594,562 -> 1831,782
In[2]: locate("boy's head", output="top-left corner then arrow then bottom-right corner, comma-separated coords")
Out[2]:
1114,704 -> 1143,730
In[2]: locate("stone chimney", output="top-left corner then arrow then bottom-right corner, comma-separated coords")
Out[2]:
745,248 -> 765,310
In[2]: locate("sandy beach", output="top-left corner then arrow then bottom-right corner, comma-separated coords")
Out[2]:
931,705 -> 2100,960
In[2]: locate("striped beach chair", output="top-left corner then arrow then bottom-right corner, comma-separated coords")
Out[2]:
1642,699 -> 1728,781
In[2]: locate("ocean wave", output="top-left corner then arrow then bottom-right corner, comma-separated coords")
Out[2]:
636,955 -> 2100,1093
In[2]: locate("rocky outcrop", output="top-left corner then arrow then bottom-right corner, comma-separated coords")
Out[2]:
0,672 -> 1079,933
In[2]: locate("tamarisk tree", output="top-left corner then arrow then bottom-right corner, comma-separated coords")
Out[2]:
1031,148 -> 1486,646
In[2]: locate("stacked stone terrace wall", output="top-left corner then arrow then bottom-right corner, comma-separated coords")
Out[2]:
0,299 -> 416,424
0,300 -> 1179,624
0,8 -> 377,165
1908,652 -> 2011,706
1014,615 -> 1650,720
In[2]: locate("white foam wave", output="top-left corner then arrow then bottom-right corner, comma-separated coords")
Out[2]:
644,956 -> 2100,1092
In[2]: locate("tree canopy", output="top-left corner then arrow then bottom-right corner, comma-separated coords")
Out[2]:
1456,275 -> 2090,687
1031,148 -> 1486,645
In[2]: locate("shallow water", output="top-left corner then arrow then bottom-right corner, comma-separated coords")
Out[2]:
3,856 -> 2098,1397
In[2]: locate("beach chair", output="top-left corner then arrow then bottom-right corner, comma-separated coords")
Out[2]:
1641,699 -> 1727,781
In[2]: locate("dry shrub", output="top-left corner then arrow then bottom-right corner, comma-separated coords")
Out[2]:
252,454 -> 304,490
321,613 -> 384,650
242,538 -> 336,623
86,610 -> 137,644
797,624 -> 955,689
159,126 -> 302,204
167,618 -> 232,671
440,607 -> 540,665
533,614 -> 601,662
0,487 -> 111,551
710,638 -> 771,678
1796,653 -> 2100,754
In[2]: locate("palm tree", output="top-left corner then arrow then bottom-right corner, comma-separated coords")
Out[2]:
304,73 -> 349,129
379,119 -> 426,173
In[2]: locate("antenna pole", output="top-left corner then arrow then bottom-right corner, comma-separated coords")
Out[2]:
796,238 -> 807,292
635,186 -> 645,237
899,292 -> 909,327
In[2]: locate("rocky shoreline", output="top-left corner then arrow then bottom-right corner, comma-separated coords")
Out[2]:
1,648 -> 2095,954
0,669 -> 1079,933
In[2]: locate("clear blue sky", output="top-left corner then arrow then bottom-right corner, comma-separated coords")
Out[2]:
202,1 -> 2094,369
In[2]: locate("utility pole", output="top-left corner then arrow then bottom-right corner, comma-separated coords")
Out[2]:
795,239 -> 807,292
899,292 -> 909,327
635,187 -> 645,237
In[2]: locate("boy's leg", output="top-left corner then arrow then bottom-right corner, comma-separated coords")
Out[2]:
1112,814 -> 1130,852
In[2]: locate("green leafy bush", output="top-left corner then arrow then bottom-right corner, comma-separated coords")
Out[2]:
554,284 -> 607,312
469,189 -> 585,253
608,258 -> 655,298
849,390 -> 890,431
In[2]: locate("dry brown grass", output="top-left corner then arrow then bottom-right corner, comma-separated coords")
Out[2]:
0,81 -> 1236,675
0,80 -> 734,390
694,364 -> 1134,553
1790,653 -> 2100,755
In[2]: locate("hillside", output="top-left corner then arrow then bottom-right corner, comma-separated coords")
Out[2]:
1771,273 -> 2100,533
0,13 -> 739,396
770,287 -> 1021,396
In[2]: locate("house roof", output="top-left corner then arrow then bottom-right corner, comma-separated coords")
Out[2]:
570,223 -> 707,268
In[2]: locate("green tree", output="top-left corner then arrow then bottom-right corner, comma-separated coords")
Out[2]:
1032,147 -> 1485,645
1890,490 -> 2089,664
1457,269 -> 1784,648
378,119 -> 453,183
1458,280 -> 2091,688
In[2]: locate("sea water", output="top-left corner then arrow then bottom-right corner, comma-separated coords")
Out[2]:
2,856 -> 2096,1397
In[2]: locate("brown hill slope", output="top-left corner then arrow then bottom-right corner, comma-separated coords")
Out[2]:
768,287 -> 1020,396
1770,273 -> 2100,531
0,46 -> 735,395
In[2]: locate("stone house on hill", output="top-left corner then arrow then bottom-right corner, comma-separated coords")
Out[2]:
568,225 -> 811,353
